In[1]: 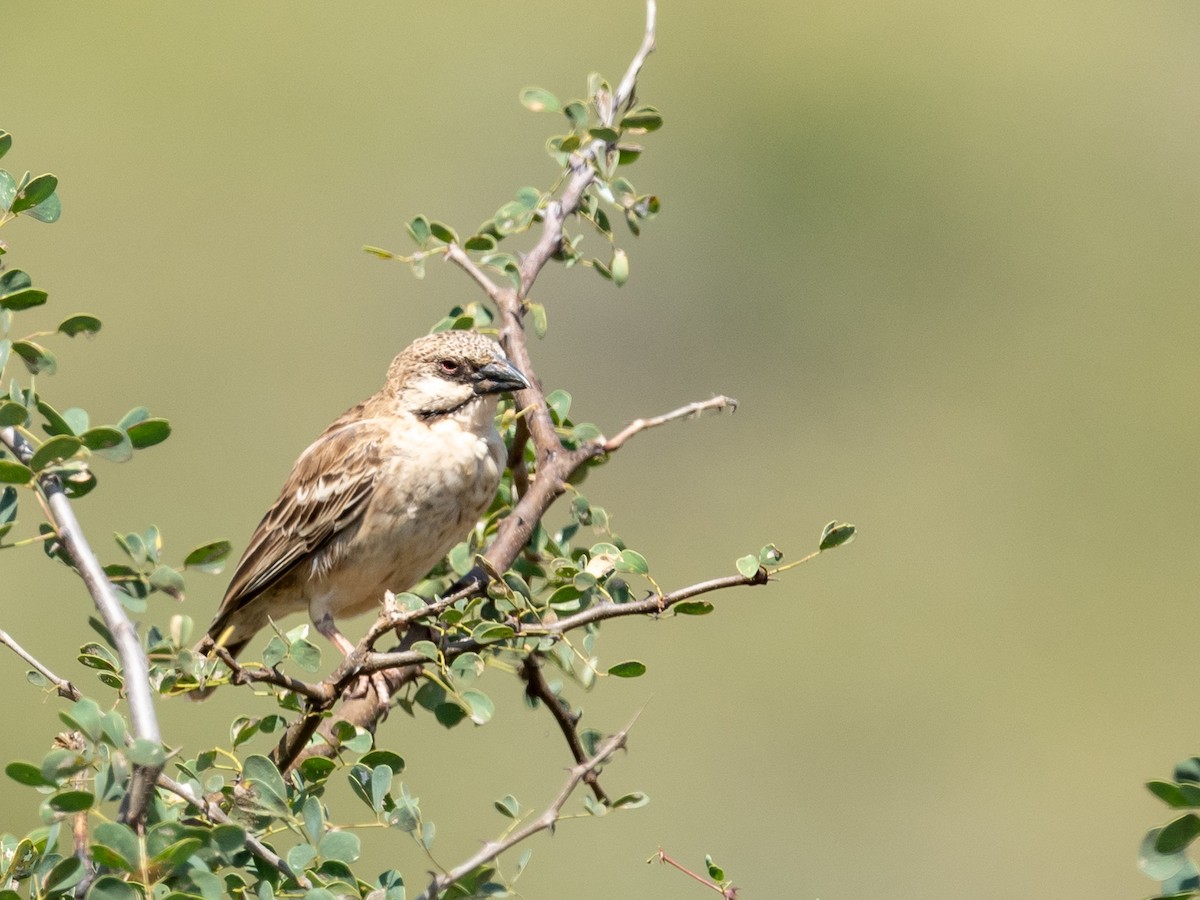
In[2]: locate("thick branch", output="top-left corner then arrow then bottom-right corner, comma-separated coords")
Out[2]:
0,426 -> 162,827
415,727 -> 630,900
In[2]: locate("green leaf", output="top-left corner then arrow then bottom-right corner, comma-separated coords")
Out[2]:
126,418 -> 170,449
80,426 -> 126,451
610,247 -> 630,287
117,406 -> 149,430
0,401 -> 28,426
588,126 -> 620,143
318,831 -> 361,864
735,555 -> 760,579
84,875 -> 139,900
673,601 -> 714,616
287,842 -> 317,873
0,288 -> 47,311
370,764 -> 393,812
30,435 -> 81,471
243,754 -> 289,815
819,521 -> 856,551
59,315 -> 102,337
494,794 -> 520,818
519,87 -> 560,113
37,400 -> 78,436
0,132 -> 11,160
184,540 -> 233,574
0,485 -> 17,540
529,301 -> 548,338
463,233 -> 496,252
92,822 -> 139,871
94,431 -> 133,463
1140,827 -> 1190,881
43,855 -> 85,893
149,565 -> 185,598
759,543 -> 783,565
410,640 -> 439,661
470,623 -> 514,644
1150,781 -> 1191,808
462,689 -> 494,725
151,837 -> 204,873
607,660 -> 646,678
6,761 -> 54,787
450,651 -> 484,682
49,790 -> 94,812
614,548 -> 648,574
622,105 -> 664,132
613,791 -> 649,809
127,738 -> 166,768
1158,814 -> 1200,854
12,340 -> 57,375
0,170 -> 15,210
23,191 -> 61,223
705,854 -> 726,882
428,221 -> 459,244
290,638 -> 322,672
262,635 -> 287,669
407,215 -> 432,246
360,749 -> 405,772
11,175 -> 58,214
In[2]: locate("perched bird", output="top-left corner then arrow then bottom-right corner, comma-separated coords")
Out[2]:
192,330 -> 528,698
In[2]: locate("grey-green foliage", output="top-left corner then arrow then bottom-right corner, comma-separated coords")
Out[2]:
0,60 -> 853,900
1141,757 -> 1200,898
364,75 -> 662,294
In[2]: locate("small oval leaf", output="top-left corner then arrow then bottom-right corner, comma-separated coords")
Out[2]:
607,660 -> 647,678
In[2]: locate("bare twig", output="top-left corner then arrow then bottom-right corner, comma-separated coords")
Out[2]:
520,655 -> 610,804
602,395 -> 737,452
608,0 -> 658,123
157,773 -> 312,890
0,426 -> 162,827
650,848 -> 739,899
0,627 -> 81,700
415,726 -> 631,900
537,569 -> 769,635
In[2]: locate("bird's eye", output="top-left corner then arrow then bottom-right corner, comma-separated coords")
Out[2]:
438,358 -> 460,375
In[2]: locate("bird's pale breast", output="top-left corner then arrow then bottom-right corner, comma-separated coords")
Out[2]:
311,406 -> 504,621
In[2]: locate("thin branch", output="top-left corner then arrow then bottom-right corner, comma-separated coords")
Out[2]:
211,646 -> 333,702
445,243 -> 504,304
0,627 -> 81,700
157,773 -> 312,890
602,395 -> 737,452
520,655 -> 609,804
650,848 -> 739,899
0,426 -> 162,827
609,0 -> 658,122
532,569 -> 770,635
415,726 -> 630,900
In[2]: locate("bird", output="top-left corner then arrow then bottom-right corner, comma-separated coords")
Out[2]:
191,330 -> 528,699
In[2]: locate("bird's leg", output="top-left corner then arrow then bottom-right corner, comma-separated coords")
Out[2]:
313,612 -> 390,707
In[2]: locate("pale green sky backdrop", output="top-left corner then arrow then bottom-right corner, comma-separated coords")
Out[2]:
4,2 -> 1200,897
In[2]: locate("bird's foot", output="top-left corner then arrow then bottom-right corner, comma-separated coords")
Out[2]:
343,671 -> 391,710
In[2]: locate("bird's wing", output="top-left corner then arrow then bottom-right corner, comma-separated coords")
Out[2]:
207,412 -> 391,637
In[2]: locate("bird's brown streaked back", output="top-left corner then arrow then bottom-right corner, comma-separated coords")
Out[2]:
192,331 -> 528,698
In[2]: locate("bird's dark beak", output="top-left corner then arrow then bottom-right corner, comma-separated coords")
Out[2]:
472,359 -> 529,395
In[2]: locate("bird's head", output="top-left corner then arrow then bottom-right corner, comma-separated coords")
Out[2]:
387,331 -> 529,419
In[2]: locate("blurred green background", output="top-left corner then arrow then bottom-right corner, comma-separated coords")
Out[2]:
4,1 -> 1199,896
